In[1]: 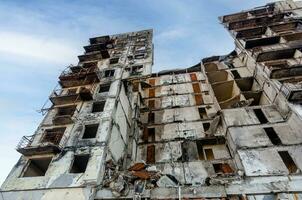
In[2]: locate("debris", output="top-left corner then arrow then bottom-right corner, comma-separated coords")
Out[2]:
109,175 -> 129,197
146,165 -> 157,172
132,170 -> 152,179
128,162 -> 146,171
157,175 -> 178,187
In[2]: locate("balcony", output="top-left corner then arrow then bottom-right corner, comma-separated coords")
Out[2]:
17,128 -> 67,156
228,13 -> 288,31
84,39 -> 114,53
52,105 -> 77,125
59,66 -> 99,88
78,51 -> 110,62
280,78 -> 302,102
50,86 -> 94,105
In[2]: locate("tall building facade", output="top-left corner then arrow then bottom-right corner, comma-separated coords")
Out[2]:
1,1 -> 302,199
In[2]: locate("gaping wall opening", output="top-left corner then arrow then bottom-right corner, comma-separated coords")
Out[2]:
22,157 -> 52,177
82,124 -> 99,139
70,154 -> 90,173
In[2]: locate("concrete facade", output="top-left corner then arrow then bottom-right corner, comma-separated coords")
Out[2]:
1,1 -> 302,199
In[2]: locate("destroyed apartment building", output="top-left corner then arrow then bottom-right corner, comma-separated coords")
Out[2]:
1,0 -> 302,199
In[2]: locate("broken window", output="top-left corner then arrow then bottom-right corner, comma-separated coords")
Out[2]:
99,84 -> 110,93
204,148 -> 215,160
195,94 -> 203,105
198,107 -> 207,119
196,141 -> 205,160
70,154 -> 90,173
143,127 -> 155,142
104,69 -> 115,78
254,108 -> 268,124
278,151 -> 298,173
134,54 -> 145,59
92,101 -> 105,113
190,73 -> 198,81
146,145 -> 155,164
203,122 -> 210,132
148,112 -> 155,123
213,163 -> 234,174
148,100 -> 155,109
41,127 -> 66,145
132,81 -> 139,92
231,70 -> 241,79
149,88 -> 155,98
22,157 -> 52,177
67,88 -> 77,95
148,79 -> 156,86
264,127 -> 282,145
192,83 -> 201,93
109,57 -> 119,64
131,65 -> 143,75
82,124 -> 99,139
56,106 -> 76,117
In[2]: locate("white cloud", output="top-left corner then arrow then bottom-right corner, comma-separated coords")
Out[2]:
0,31 -> 79,63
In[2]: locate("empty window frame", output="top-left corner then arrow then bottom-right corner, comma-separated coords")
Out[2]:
131,65 -> 143,75
22,157 -> 52,177
148,112 -> 155,123
148,100 -> 155,109
204,148 -> 215,160
264,127 -> 282,145
213,163 -> 234,174
92,101 -> 105,113
278,151 -> 298,173
143,127 -> 155,142
104,69 -> 115,77
196,141 -> 205,160
198,107 -> 207,119
254,108 -> 268,124
190,73 -> 198,81
134,54 -> 145,59
231,70 -> 241,79
99,84 -> 111,93
41,127 -> 66,145
146,145 -> 155,164
148,79 -> 156,86
56,106 -> 76,116
70,154 -> 90,173
82,124 -> 99,139
203,122 -> 210,132
195,94 -> 203,105
192,83 -> 201,93
67,88 -> 77,95
109,57 -> 119,64
149,88 -> 155,98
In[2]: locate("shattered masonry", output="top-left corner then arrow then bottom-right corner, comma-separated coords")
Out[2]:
1,0 -> 302,199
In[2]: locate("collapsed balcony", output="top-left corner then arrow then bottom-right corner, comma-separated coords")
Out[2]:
228,13 -> 289,31
84,39 -> 114,53
235,77 -> 268,106
222,4 -> 274,23
280,77 -> 302,102
49,86 -> 94,105
207,70 -> 231,84
16,128 -> 67,156
244,36 -> 280,49
256,47 -> 300,62
89,35 -> 110,45
59,66 -> 99,88
269,64 -> 302,79
52,105 -> 77,125
212,80 -> 241,109
78,51 -> 110,62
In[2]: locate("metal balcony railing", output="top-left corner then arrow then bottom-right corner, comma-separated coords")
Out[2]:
16,132 -> 68,156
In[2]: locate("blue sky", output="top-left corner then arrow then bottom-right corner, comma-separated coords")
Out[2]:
0,0 -> 276,184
